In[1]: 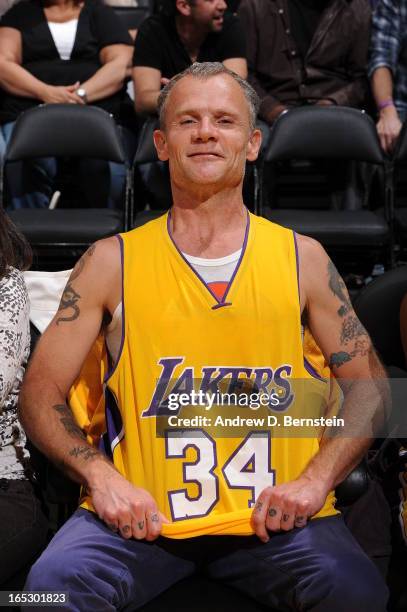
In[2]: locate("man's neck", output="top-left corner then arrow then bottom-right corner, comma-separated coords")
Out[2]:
175,16 -> 208,62
169,191 -> 248,258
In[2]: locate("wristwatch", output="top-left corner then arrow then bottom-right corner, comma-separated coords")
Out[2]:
76,87 -> 88,103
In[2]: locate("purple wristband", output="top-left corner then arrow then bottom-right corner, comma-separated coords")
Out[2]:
378,98 -> 395,111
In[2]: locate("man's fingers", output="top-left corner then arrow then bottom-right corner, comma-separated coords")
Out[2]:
118,513 -> 134,539
144,510 -> 162,541
251,487 -> 272,542
279,500 -> 296,531
294,514 -> 308,528
131,501 -> 147,540
265,499 -> 282,532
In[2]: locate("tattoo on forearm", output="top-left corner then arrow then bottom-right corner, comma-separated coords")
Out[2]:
53,404 -> 86,440
55,244 -> 96,325
69,446 -> 99,461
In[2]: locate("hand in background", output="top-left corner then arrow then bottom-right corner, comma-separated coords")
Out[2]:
40,82 -> 85,105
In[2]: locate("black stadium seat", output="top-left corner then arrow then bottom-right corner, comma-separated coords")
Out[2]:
1,104 -> 134,269
353,265 -> 407,372
113,4 -> 153,31
393,121 -> 407,254
261,106 -> 392,268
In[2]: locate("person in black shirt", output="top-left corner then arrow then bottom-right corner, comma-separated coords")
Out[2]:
0,0 -> 135,209
132,0 -> 247,115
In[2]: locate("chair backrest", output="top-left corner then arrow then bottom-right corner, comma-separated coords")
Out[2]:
395,120 -> 407,163
353,266 -> 407,369
5,104 -> 126,163
265,106 -> 384,164
113,5 -> 152,30
134,116 -> 159,165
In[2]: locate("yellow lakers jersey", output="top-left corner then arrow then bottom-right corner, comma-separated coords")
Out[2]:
72,211 -> 338,538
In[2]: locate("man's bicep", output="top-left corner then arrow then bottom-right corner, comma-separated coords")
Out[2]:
300,239 -> 374,377
26,239 -> 120,395
31,300 -> 104,396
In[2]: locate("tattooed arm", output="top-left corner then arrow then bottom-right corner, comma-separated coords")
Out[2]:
298,236 -> 388,479
252,235 -> 389,541
19,238 -> 167,540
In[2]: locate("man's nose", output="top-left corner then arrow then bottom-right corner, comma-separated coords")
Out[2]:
193,117 -> 217,141
217,0 -> 227,10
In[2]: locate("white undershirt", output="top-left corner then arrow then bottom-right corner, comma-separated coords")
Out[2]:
106,250 -> 242,364
48,19 -> 78,60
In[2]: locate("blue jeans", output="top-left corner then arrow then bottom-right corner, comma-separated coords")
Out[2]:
1,121 -> 136,210
25,509 -> 388,611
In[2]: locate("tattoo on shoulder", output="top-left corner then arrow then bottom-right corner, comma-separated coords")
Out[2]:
56,283 -> 81,325
53,404 -> 86,440
328,260 -> 352,317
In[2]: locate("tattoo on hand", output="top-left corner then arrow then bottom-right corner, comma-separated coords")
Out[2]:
282,514 -> 290,522
268,507 -> 277,517
254,501 -> 263,513
295,516 -> 306,525
150,514 -> 159,523
122,525 -> 131,534
55,244 -> 95,325
107,523 -> 118,532
137,521 -> 144,530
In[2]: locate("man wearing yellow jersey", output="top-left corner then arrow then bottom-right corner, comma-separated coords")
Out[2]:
21,63 -> 388,610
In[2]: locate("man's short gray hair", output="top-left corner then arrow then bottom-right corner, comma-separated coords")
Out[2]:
157,62 -> 260,131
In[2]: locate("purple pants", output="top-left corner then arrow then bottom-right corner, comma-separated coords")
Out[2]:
25,509 -> 388,611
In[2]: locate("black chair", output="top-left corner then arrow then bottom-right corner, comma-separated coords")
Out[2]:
393,121 -> 407,254
133,116 -> 172,223
113,5 -> 152,31
1,104 -> 134,269
261,106 -> 392,269
353,265 -> 407,371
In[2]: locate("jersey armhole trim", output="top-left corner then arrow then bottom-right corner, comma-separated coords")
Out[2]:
104,234 -> 125,383
294,230 -> 326,382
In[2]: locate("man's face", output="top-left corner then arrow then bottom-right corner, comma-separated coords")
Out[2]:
187,0 -> 227,32
154,74 -> 261,196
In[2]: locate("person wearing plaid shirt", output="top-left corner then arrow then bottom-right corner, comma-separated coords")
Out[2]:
368,0 -> 407,153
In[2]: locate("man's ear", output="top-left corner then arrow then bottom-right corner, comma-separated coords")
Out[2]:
153,129 -> 169,161
176,0 -> 192,17
246,128 -> 262,162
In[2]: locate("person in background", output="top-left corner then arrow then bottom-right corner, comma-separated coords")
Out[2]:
0,208 -> 48,586
368,0 -> 407,153
0,0 -> 23,18
239,0 -> 371,126
132,0 -> 247,115
0,0 -> 135,210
